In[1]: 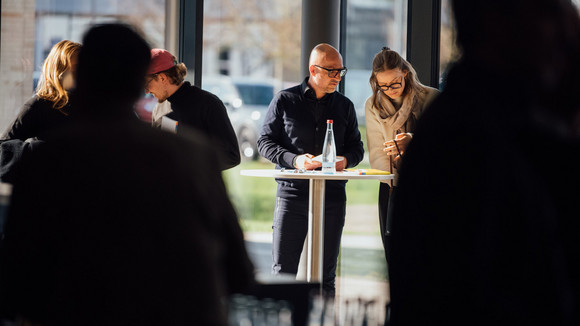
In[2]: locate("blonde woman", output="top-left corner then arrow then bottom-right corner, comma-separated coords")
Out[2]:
1,40 -> 81,141
365,47 -> 439,262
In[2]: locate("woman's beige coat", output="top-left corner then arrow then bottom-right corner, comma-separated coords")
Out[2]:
365,87 -> 439,183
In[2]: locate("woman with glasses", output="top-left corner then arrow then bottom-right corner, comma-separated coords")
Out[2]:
364,47 -> 439,263
1,40 -> 81,141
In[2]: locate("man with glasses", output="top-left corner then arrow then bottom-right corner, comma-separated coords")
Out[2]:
257,43 -> 364,296
145,49 -> 240,170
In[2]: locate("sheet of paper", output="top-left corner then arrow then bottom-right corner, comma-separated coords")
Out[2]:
152,100 -> 173,128
160,116 -> 178,133
312,155 -> 344,163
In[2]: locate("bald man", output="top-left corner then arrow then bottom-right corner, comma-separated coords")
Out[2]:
257,43 -> 364,295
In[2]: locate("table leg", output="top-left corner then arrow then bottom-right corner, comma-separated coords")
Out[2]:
296,238 -> 308,281
308,178 -> 325,284
296,179 -> 326,285
296,179 -> 326,287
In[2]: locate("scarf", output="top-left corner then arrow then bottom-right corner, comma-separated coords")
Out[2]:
377,87 -> 418,134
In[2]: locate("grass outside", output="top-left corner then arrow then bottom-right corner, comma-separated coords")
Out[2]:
222,159 -> 277,232
338,247 -> 388,281
223,166 -> 379,233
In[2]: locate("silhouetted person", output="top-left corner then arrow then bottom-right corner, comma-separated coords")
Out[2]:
0,23 -> 254,326
389,0 -> 580,325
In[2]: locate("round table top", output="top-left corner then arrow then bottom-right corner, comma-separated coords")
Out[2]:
240,169 -> 393,181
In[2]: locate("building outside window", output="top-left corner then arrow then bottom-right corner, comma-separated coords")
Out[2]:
0,0 -> 166,132
343,0 -> 407,126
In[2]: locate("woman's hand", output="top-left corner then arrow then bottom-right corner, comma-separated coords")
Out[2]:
392,154 -> 402,169
384,133 -> 413,156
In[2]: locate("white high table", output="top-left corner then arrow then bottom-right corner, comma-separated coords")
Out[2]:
240,169 -> 393,285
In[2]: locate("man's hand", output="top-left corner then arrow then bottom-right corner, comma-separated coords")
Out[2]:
295,154 -> 322,170
335,156 -> 347,171
384,133 -> 412,156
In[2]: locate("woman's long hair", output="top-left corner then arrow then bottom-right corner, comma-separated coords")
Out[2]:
36,40 -> 82,111
369,47 -> 428,116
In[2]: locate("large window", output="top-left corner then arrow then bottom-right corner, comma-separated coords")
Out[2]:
202,0 -> 301,84
201,0 -> 301,161
201,0 -> 302,230
0,0 -> 166,132
201,0 -> 302,277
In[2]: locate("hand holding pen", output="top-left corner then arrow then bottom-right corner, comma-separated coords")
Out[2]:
383,132 -> 412,156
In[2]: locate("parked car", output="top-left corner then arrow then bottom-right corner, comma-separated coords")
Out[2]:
202,76 -> 275,161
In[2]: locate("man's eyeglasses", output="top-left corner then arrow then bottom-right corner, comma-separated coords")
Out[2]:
145,74 -> 158,89
377,78 -> 403,91
314,65 -> 348,78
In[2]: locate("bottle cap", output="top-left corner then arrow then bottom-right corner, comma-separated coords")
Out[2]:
327,119 -> 333,123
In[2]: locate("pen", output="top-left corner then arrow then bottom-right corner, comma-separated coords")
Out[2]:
393,139 -> 401,156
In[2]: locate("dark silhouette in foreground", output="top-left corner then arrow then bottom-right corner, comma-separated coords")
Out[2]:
389,0 -> 580,325
0,23 -> 254,326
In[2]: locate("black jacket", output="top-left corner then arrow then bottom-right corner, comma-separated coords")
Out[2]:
0,139 -> 43,184
166,82 -> 240,170
0,117 -> 254,326
257,78 -> 364,201
1,95 -> 72,141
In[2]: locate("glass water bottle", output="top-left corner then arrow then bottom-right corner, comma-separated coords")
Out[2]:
321,119 -> 336,174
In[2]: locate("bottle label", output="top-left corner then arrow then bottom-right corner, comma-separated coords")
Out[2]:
321,161 -> 335,174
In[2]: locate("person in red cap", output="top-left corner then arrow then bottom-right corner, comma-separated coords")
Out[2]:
145,48 -> 240,170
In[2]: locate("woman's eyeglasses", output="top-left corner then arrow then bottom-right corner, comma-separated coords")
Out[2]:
378,78 -> 403,91
314,65 -> 348,78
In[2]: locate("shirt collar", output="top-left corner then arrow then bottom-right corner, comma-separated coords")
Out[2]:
301,77 -> 331,101
167,81 -> 189,103
300,77 -> 313,97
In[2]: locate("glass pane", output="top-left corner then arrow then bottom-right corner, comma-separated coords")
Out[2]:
203,3 -> 305,316
203,0 -> 302,235
344,0 -> 407,126
440,0 -> 460,89
341,0 -> 408,321
0,0 -> 166,133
